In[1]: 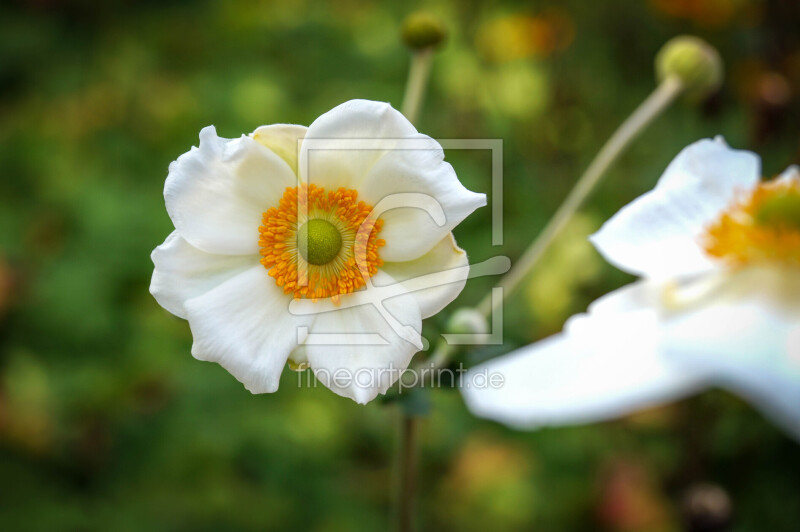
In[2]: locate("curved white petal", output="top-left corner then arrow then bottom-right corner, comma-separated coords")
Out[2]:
574,280 -> 663,323
184,266 -> 312,394
461,285 -> 706,429
775,164 -> 800,186
664,297 -> 800,441
252,124 -> 307,176
304,271 -> 422,404
378,233 -> 469,319
299,99 -> 418,191
165,126 -> 298,255
590,138 -> 761,279
150,231 -> 256,319
655,137 -> 760,190
299,100 -> 485,261
359,136 -> 486,261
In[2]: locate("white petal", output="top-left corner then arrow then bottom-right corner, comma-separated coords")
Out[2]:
359,136 -> 486,261
252,124 -> 307,176
150,231 -> 256,319
590,138 -> 761,279
775,165 -> 800,185
299,99 -> 417,191
184,265 -> 312,393
574,280 -> 663,322
299,100 -> 485,261
304,271 -> 422,404
378,233 -> 469,319
461,285 -> 706,429
664,297 -> 800,441
165,126 -> 298,255
655,137 -> 760,190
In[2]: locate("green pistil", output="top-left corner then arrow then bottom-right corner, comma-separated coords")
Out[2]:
755,190 -> 800,230
297,219 -> 342,265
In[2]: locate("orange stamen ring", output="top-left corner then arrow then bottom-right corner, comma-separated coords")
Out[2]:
258,184 -> 386,303
703,179 -> 800,267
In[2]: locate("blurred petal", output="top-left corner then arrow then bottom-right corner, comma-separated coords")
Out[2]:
165,126 -> 297,255
185,266 -> 313,394
378,233 -> 470,319
150,231 -> 255,319
571,280 -> 663,324
590,139 -> 760,279
305,271 -> 422,404
775,165 -> 800,186
462,285 -> 705,429
664,297 -> 800,441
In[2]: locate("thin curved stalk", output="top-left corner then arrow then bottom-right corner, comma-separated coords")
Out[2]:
476,76 -> 684,316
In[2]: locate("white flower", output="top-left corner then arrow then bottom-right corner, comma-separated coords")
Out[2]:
462,138 -> 800,439
151,99 -> 485,403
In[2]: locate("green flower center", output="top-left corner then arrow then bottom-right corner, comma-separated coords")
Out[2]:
755,190 -> 800,230
297,218 -> 342,265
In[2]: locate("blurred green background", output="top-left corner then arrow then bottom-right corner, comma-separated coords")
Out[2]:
1,0 -> 799,530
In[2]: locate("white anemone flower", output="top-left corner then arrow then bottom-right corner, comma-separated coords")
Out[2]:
151,99 -> 485,403
462,138 -> 800,439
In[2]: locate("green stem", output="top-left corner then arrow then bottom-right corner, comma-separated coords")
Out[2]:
396,44 -> 436,532
426,341 -> 456,370
476,75 -> 685,317
401,48 -> 434,125
397,414 -> 419,532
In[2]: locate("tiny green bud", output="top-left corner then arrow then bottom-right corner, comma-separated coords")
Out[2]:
401,11 -> 447,50
656,36 -> 723,99
447,308 -> 488,335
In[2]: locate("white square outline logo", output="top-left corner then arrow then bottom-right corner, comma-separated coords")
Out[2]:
287,137 -> 507,348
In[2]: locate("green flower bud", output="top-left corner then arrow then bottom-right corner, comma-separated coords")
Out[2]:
656,36 -> 723,99
447,308 -> 488,335
401,11 -> 447,50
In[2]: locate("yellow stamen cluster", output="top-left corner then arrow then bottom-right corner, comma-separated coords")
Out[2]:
258,184 -> 385,303
703,179 -> 800,267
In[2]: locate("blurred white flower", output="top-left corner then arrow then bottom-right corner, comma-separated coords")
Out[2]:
151,99 -> 485,403
462,139 -> 800,439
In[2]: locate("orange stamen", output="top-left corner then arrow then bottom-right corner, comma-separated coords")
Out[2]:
703,179 -> 800,267
258,184 -> 385,301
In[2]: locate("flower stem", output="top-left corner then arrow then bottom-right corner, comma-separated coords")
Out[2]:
395,44 -> 437,532
426,340 -> 456,370
476,76 -> 685,316
401,48 -> 434,125
397,414 -> 419,532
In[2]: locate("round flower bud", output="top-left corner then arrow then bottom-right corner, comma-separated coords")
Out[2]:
681,483 -> 732,532
401,11 -> 447,50
447,308 -> 488,335
656,36 -> 723,99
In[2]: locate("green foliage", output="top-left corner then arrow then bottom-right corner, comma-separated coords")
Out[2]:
1,0 -> 799,530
